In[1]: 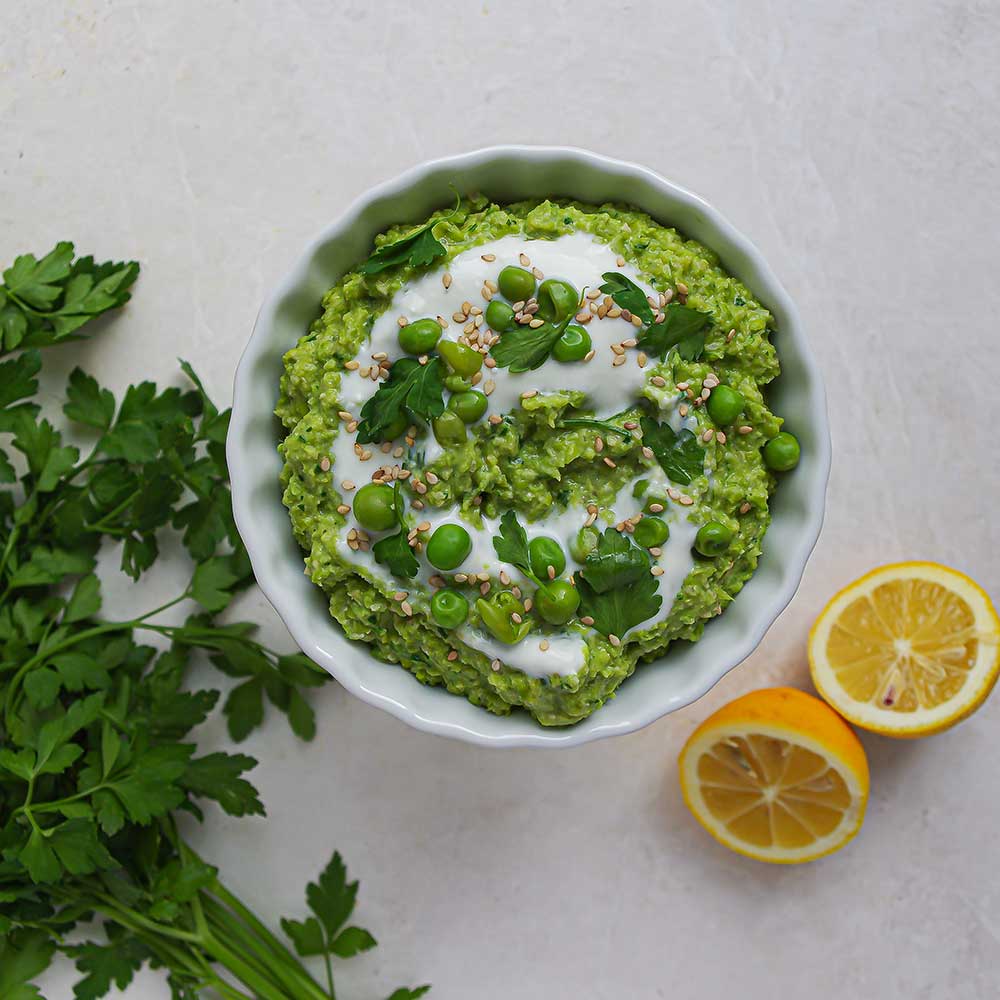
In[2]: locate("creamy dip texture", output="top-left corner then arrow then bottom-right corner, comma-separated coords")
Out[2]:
277,198 -> 791,726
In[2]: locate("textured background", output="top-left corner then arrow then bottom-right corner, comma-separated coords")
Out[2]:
5,1 -> 999,997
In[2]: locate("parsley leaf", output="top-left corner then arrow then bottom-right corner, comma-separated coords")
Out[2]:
577,530 -> 662,637
492,510 -> 533,577
180,752 -> 265,817
359,220 -> 447,275
636,303 -> 713,362
0,930 -> 56,1000
356,356 -> 445,444
577,528 -> 649,594
489,316 -> 571,373
599,271 -> 654,325
67,936 -> 147,1000
372,483 -> 419,579
640,415 -> 705,485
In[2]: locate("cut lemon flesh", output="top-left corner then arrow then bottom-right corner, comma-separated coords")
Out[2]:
809,563 -> 1000,736
679,688 -> 869,864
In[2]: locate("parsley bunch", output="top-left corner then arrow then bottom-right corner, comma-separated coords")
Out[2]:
0,245 -> 428,1000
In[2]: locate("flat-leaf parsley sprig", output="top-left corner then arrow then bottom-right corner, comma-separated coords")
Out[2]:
0,244 -> 429,1000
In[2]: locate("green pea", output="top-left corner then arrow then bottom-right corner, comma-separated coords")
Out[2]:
569,525 -> 600,563
497,265 -> 536,302
485,300 -> 516,332
448,390 -> 488,424
706,385 -> 744,426
437,339 -> 484,377
432,411 -> 467,446
352,483 -> 397,532
430,588 -> 469,629
763,432 -> 801,472
476,591 -> 531,645
536,278 -> 579,322
534,580 -> 580,625
444,373 -> 472,393
528,536 -> 566,580
382,413 -> 408,441
426,523 -> 472,570
552,324 -> 592,363
694,521 -> 734,557
633,516 -> 669,548
398,317 -> 441,355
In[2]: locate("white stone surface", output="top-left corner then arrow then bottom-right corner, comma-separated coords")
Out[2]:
5,1 -> 999,997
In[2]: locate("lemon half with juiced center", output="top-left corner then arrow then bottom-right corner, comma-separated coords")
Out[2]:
679,688 -> 869,864
809,562 -> 1000,737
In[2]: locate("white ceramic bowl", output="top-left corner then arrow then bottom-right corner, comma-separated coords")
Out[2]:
228,146 -> 830,748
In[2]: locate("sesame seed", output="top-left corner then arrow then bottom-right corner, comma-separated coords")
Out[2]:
397,316 -> 409,328
597,305 -> 608,319
675,382 -> 689,392
359,365 -> 371,377
649,547 -> 662,557
338,410 -> 353,422
398,468 -> 412,479
499,570 -> 511,585
667,488 -> 681,500
425,471 -> 439,485
740,501 -> 752,514
443,273 -> 452,289
484,380 -> 496,396
436,315 -> 448,328
727,329 -> 736,343
679,495 -> 694,506
651,566 -> 665,577
609,633 -> 622,646
521,389 -> 538,399
547,565 -> 556,580
481,287 -> 493,301
637,352 -> 648,368
462,301 -> 472,314
511,585 -> 521,598
532,267 -> 544,280
400,601 -> 413,616
319,456 -> 331,472
412,498 -> 424,508
484,356 -> 497,369
623,421 -> 638,430
622,338 -> 637,349
575,310 -> 590,323
641,446 -> 654,460
648,502 -> 664,513
603,456 -> 616,468
607,307 -> 622,319
611,343 -> 625,356
418,355 -> 428,366
480,581 -> 491,596
393,445 -> 404,458
484,279 -> 498,293
528,318 -> 544,328
676,282 -> 689,295
463,321 -> 475,335
471,371 -> 483,385
584,349 -> 595,362
539,639 -> 550,651
621,309 -> 632,322
700,387 -> 712,401
447,650 -> 459,661
594,436 -> 604,452
716,431 -> 727,444
616,255 -> 625,267
651,376 -> 666,387
417,520 -> 431,532
470,305 -> 482,315
452,310 -> 467,323
679,404 -> 689,417
510,611 -> 523,624
341,478 -> 355,490
481,253 -> 496,262
518,252 -> 531,267
490,659 -> 501,672
393,591 -> 407,602
612,355 -> 626,367
702,429 -> 714,443
336,503 -> 350,514
488,413 -> 502,425
345,360 -> 360,371
738,425 -> 753,435
413,481 -> 427,494
584,512 -> 597,527
429,575 -> 446,588
347,420 -> 359,434
454,573 -> 468,583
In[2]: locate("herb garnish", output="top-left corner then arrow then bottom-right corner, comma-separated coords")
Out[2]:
599,271 -> 654,325
557,418 -> 633,442
639,415 -> 705,485
0,244 -> 429,1000
356,356 -> 445,444
372,481 -> 419,578
576,529 -> 662,636
358,197 -> 458,275
0,242 -> 139,350
636,303 -> 713,362
492,509 -> 534,579
489,315 -> 573,373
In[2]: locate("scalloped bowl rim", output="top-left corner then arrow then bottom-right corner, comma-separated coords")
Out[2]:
228,146 -> 830,748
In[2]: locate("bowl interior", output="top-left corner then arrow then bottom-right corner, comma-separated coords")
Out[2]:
231,147 -> 829,747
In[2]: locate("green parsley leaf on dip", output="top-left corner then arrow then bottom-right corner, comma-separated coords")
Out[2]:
277,197 -> 788,726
